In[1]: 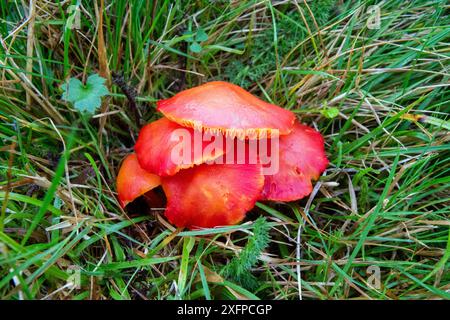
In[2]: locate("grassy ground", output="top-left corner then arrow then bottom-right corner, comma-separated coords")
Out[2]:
0,0 -> 449,300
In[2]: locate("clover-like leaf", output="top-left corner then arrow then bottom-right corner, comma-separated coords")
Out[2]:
321,107 -> 339,119
195,28 -> 208,42
61,74 -> 109,114
189,42 -> 202,53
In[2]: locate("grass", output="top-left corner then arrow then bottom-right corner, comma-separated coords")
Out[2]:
0,0 -> 449,300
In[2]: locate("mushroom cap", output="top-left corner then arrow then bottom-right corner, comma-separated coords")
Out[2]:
260,121 -> 328,201
134,117 -> 226,176
162,162 -> 264,229
157,81 -> 296,140
116,153 -> 161,208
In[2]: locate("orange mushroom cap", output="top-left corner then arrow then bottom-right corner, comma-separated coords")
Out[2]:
134,117 -> 226,176
157,81 -> 296,140
260,121 -> 328,201
116,153 -> 161,208
162,162 -> 264,229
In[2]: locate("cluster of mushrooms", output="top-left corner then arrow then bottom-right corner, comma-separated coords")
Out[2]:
116,81 -> 328,229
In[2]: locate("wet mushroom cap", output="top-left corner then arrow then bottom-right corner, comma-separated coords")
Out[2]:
260,121 -> 329,201
134,117 -> 226,176
162,162 -> 264,229
157,81 -> 296,140
116,153 -> 161,208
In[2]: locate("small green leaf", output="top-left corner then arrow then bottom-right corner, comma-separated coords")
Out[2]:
195,28 -> 208,42
61,74 -> 109,115
189,42 -> 202,53
321,107 -> 339,119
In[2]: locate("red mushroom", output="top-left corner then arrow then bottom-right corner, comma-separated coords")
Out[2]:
135,117 -> 226,176
162,162 -> 264,229
116,82 -> 328,229
260,121 -> 329,201
116,153 -> 161,208
157,81 -> 296,139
